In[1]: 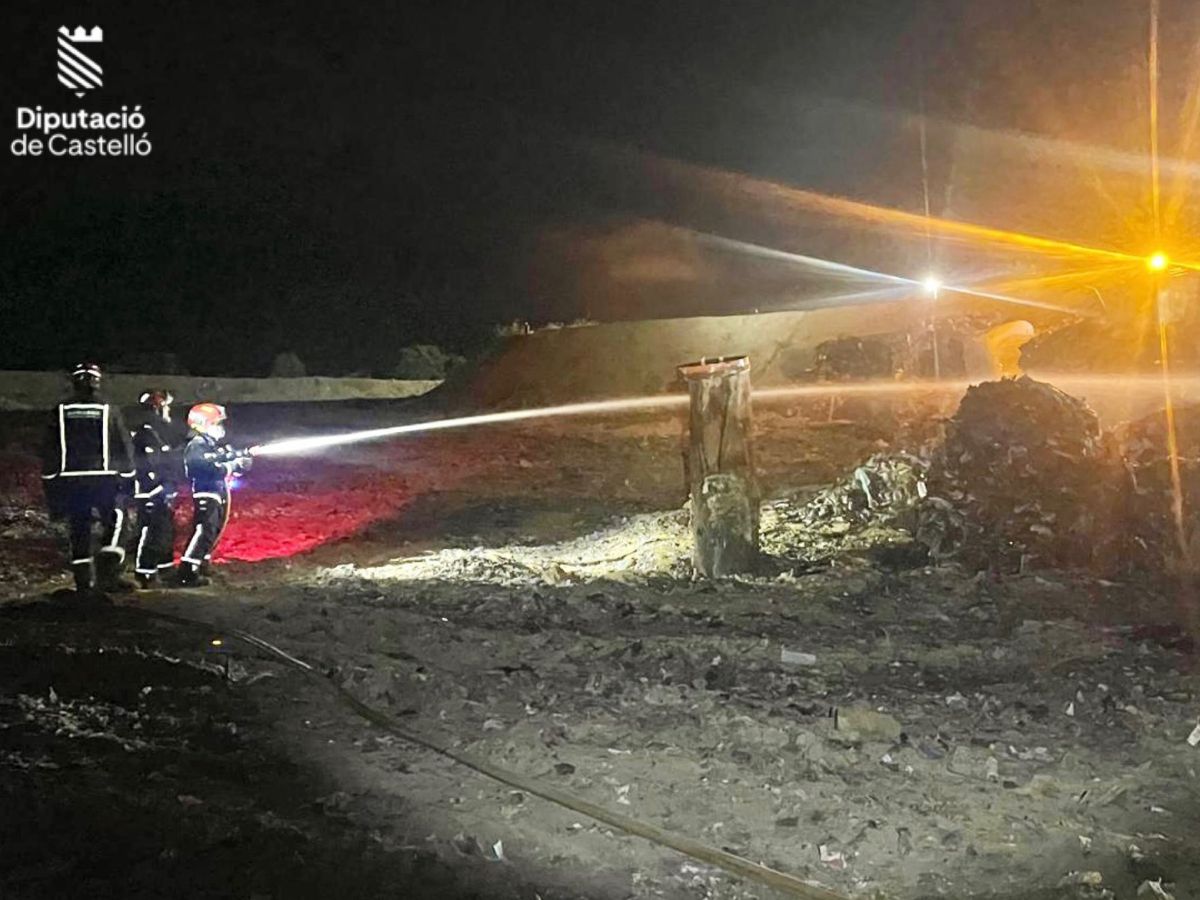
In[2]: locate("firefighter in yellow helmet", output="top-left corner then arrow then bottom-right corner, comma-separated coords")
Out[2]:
178,403 -> 250,587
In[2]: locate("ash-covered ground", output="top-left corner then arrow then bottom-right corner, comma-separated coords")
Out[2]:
2,386 -> 1200,900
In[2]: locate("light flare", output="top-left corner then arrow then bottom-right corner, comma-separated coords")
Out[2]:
640,151 -> 1148,265
1156,293 -> 1189,556
1150,0 -> 1162,244
688,229 -> 1091,316
744,177 -> 1142,264
943,283 -> 1100,315
692,231 -> 913,285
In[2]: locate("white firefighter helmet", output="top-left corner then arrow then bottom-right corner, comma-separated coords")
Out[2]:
187,402 -> 227,439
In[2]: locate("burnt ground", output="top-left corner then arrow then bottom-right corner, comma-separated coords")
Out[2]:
3,394 -> 1200,900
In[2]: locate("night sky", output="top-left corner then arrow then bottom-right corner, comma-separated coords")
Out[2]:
2,1 -> 1194,375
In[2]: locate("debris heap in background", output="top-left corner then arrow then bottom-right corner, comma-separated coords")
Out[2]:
1019,319 -> 1161,373
811,336 -> 894,380
1113,403 -> 1200,568
919,377 -> 1127,572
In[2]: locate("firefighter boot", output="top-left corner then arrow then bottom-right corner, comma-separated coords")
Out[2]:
71,558 -> 95,594
96,551 -> 136,594
175,562 -> 210,588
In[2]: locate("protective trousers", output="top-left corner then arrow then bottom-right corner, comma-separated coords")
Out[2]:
134,494 -> 176,577
63,479 -> 127,591
181,488 -> 230,575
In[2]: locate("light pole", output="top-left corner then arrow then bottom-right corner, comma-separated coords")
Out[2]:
923,274 -> 941,379
1149,252 -> 1188,559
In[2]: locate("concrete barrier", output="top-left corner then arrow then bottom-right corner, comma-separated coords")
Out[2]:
0,371 -> 441,411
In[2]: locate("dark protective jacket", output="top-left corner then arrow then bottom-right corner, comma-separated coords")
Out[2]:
131,417 -> 186,498
41,396 -> 135,484
183,433 -> 246,494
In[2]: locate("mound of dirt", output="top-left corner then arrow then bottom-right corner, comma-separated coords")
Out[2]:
1020,320 -> 1163,374
429,305 -> 999,410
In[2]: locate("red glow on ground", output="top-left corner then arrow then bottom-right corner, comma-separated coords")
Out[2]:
2,430 -> 487,576
162,458 -> 421,565
209,473 -> 413,563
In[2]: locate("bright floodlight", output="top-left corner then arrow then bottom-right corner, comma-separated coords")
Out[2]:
1148,252 -> 1169,271
922,274 -> 942,295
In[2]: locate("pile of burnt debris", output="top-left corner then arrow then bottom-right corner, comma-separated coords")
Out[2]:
793,376 -> 1199,577
1115,402 -> 1200,569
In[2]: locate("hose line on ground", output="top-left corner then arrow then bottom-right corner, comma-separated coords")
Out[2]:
132,604 -> 851,900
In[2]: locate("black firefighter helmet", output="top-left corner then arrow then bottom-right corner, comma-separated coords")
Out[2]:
70,362 -> 102,395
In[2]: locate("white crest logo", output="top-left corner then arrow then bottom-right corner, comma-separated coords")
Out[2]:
58,26 -> 104,98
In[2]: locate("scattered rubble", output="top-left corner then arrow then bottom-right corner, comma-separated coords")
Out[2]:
1138,879 -> 1177,900
761,453 -> 928,566
834,705 -> 902,742
780,647 -> 818,667
792,453 -> 929,526
323,509 -> 692,585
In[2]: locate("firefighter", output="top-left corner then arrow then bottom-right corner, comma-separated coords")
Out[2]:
179,403 -> 250,586
40,362 -> 136,594
131,389 -> 184,588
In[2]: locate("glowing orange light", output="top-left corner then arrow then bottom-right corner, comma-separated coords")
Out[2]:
1148,252 -> 1169,271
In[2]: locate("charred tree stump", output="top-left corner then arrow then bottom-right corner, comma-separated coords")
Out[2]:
677,356 -> 759,577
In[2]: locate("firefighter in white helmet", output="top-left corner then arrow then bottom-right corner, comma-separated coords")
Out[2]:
178,402 -> 251,586
39,362 -> 136,594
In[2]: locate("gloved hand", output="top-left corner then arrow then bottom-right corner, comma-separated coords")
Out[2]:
220,448 -> 253,477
